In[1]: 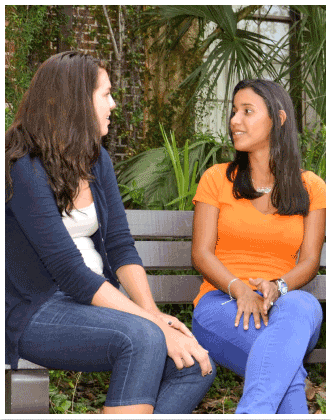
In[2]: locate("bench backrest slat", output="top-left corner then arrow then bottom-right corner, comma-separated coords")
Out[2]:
120,274 -> 203,304
135,241 -> 192,269
320,243 -> 326,267
126,210 -> 194,238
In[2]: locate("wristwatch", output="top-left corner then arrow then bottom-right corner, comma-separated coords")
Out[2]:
271,278 -> 288,296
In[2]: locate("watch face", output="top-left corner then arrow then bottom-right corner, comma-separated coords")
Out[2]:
279,281 -> 288,294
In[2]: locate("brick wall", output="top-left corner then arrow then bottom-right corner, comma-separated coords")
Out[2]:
5,5 -> 145,163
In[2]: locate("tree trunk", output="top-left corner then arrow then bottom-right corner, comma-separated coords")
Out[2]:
289,7 -> 302,133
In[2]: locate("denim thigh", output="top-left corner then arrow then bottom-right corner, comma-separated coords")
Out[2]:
192,289 -> 322,378
18,290 -> 168,407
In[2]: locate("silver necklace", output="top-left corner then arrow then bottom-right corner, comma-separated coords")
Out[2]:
252,179 -> 273,194
255,186 -> 272,194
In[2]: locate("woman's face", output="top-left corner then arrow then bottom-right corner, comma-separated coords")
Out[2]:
93,68 -> 116,137
230,87 -> 273,154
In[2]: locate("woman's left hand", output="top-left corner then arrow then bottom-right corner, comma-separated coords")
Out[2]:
249,278 -> 279,315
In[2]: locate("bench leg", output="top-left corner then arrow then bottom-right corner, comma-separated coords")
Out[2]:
5,369 -> 49,414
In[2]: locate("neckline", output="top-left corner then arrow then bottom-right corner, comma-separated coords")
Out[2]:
64,202 -> 94,215
247,199 -> 276,216
73,201 -> 94,212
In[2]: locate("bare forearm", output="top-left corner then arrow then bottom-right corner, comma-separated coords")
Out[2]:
281,257 -> 320,291
116,264 -> 160,313
192,251 -> 251,297
91,280 -> 161,324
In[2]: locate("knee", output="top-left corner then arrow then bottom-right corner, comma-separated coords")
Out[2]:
129,317 -> 167,360
278,290 -> 323,326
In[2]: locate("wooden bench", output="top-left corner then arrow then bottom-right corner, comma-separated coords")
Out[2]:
5,210 -> 326,414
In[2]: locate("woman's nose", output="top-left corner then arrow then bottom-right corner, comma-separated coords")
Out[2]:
109,95 -> 116,110
230,111 -> 241,125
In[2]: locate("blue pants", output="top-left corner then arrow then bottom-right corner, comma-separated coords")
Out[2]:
18,290 -> 216,413
192,289 -> 322,414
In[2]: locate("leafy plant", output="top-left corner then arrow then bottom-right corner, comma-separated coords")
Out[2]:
160,124 -> 199,210
5,6 -> 70,115
298,124 -> 326,180
144,6 -> 281,115
115,128 -> 232,210
316,393 -> 326,414
276,6 -> 326,124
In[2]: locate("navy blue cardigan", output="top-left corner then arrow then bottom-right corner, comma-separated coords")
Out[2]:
6,147 -> 143,369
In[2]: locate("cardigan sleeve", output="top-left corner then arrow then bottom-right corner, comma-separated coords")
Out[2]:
97,149 -> 144,273
7,155 -> 106,304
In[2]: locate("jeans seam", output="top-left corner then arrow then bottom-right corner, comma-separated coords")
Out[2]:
106,333 -> 133,405
252,301 -> 280,400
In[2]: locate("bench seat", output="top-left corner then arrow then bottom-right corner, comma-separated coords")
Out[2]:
5,210 -> 326,413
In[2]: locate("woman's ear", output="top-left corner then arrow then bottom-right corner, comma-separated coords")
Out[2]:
279,110 -> 287,126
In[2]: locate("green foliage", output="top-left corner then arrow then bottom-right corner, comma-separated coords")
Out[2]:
276,6 -> 326,124
118,180 -> 146,209
144,5 -> 280,118
88,6 -> 146,155
5,107 -> 15,131
5,6 -> 70,116
49,370 -> 109,414
299,124 -> 326,180
316,393 -> 326,414
160,124 -> 199,210
115,128 -> 232,210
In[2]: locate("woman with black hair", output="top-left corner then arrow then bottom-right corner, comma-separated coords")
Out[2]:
191,79 -> 325,414
5,51 -> 215,414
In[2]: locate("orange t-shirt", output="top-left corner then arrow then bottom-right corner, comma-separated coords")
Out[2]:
192,163 -> 326,307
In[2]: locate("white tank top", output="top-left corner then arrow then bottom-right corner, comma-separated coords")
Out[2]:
62,202 -> 104,276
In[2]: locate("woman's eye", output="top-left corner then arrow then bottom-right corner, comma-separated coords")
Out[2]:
245,108 -> 252,114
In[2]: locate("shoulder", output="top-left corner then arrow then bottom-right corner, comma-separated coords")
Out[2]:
301,170 -> 326,192
202,162 -> 231,180
10,153 -> 48,184
301,170 -> 326,211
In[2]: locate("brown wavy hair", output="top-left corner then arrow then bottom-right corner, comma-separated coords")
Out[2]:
6,51 -> 108,215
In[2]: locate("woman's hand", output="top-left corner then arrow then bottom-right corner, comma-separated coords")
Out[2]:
161,324 -> 212,376
234,287 -> 269,330
153,311 -> 197,340
249,278 -> 279,315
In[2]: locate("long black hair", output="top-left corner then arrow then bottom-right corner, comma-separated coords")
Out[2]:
6,51 -> 108,215
226,79 -> 310,216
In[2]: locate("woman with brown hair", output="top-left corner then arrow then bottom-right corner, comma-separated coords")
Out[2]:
6,51 -> 215,414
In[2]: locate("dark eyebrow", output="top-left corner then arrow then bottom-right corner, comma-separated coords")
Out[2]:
232,102 -> 255,110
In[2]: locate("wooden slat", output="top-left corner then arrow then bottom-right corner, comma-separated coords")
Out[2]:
126,210 -> 193,238
320,243 -> 326,267
120,275 -> 203,303
304,349 -> 326,364
121,274 -> 325,304
300,275 -> 326,301
135,241 -> 192,269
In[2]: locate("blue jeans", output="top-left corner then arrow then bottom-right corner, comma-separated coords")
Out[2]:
18,290 -> 216,413
192,289 -> 323,414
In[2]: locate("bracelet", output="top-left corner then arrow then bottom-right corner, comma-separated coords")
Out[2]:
222,278 -> 239,305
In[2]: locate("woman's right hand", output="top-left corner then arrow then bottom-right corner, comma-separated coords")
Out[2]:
234,288 -> 269,330
161,324 -> 213,376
